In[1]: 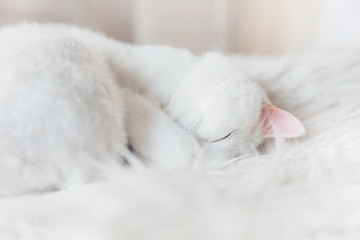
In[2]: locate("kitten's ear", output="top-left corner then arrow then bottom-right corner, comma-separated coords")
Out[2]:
260,103 -> 305,138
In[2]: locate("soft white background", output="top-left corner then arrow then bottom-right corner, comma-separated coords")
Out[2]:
0,0 -> 359,54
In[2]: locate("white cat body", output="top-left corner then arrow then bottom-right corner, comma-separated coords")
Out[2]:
0,23 -> 304,196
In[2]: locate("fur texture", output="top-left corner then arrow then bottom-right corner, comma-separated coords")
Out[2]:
1,23 -> 359,239
0,23 -> 300,196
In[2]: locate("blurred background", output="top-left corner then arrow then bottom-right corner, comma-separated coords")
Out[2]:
0,0 -> 359,55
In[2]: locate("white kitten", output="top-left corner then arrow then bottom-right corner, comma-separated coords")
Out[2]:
0,23 -> 304,196
167,53 -> 305,162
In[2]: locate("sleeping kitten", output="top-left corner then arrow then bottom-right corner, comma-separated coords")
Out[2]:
0,23 -> 304,196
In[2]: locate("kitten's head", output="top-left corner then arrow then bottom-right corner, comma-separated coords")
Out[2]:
167,53 -> 305,159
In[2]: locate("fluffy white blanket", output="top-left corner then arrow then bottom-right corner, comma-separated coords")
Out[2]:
1,47 -> 360,240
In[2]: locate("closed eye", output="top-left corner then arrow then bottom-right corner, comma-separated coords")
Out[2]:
210,131 -> 233,143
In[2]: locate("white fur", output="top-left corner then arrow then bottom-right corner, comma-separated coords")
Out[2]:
1,23 -> 359,239
0,23 -> 271,195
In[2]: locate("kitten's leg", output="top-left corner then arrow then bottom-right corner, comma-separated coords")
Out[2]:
123,90 -> 200,170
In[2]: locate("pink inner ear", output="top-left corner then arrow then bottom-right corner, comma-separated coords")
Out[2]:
260,103 -> 305,138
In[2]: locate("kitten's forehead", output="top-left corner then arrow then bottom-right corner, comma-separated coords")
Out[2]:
183,52 -> 266,140
195,53 -> 256,86
198,52 -> 244,73
195,52 -> 265,98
